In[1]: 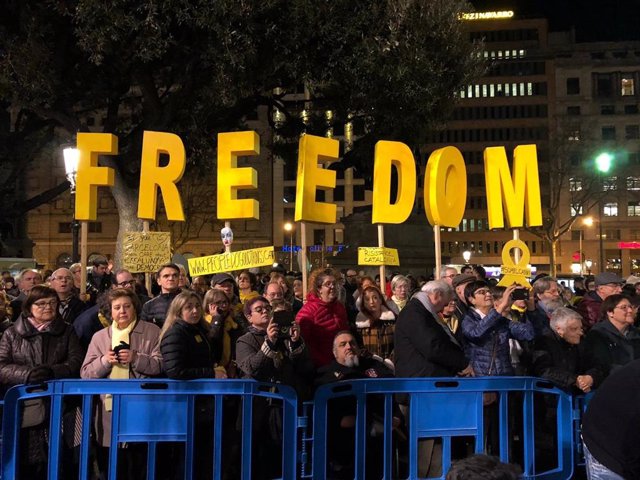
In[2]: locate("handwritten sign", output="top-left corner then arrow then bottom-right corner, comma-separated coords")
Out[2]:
122,232 -> 172,273
357,247 -> 400,266
187,246 -> 275,276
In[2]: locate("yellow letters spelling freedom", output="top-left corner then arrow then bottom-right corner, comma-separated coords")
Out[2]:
73,131 -> 543,229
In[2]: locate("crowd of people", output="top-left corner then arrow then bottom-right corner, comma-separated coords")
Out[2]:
0,258 -> 638,479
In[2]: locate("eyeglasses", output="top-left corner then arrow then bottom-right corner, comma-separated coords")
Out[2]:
252,306 -> 273,314
322,282 -> 336,288
615,304 -> 634,310
473,289 -> 491,296
33,300 -> 58,308
117,280 -> 135,287
52,276 -> 73,282
442,274 -> 457,279
211,300 -> 229,307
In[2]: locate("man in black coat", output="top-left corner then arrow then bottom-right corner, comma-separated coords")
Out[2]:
50,268 -> 88,325
394,280 -> 473,478
315,331 -> 399,479
141,263 -> 181,328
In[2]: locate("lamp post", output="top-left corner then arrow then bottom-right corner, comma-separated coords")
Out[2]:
284,222 -> 294,271
580,216 -> 594,275
463,250 -> 471,265
585,259 -> 593,276
595,152 -> 614,273
63,147 -> 80,263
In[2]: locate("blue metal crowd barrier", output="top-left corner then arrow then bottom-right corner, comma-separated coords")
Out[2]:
2,379 -> 299,480
312,377 -> 575,480
2,377 -> 586,480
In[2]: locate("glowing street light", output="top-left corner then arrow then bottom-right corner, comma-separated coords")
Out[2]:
595,152 -> 613,173
284,222 -> 294,270
463,250 -> 472,264
63,147 -> 80,263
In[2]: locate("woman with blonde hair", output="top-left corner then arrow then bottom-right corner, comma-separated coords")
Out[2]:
389,275 -> 410,313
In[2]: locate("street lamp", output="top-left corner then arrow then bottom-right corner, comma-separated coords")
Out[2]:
595,151 -> 614,273
63,147 -> 80,263
284,222 -> 294,271
463,250 -> 471,264
585,259 -> 593,276
579,216 -> 594,275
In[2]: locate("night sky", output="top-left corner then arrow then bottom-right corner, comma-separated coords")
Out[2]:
471,0 -> 640,41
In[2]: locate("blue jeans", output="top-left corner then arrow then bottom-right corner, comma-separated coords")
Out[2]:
584,442 -> 625,480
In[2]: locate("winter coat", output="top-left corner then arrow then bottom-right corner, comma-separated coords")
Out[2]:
236,326 -> 314,398
575,291 -> 604,331
0,313 -> 83,389
140,290 -> 181,328
394,296 -> 468,379
160,319 -> 216,379
80,320 -> 162,446
295,293 -> 348,368
461,308 -> 534,376
583,318 -> 640,378
532,330 -> 602,393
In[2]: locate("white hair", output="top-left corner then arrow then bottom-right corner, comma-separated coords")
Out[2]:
550,307 -> 582,331
421,280 -> 454,300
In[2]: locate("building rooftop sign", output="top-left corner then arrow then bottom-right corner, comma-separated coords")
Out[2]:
459,11 -> 514,21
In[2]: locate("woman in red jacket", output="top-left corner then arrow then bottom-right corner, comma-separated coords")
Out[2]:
295,268 -> 349,368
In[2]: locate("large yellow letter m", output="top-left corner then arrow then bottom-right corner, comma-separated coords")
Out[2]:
484,145 -> 543,229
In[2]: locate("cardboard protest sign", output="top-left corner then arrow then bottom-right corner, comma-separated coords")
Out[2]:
358,247 -> 400,266
122,232 -> 172,273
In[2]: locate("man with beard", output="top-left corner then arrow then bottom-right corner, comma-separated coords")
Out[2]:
530,276 -> 565,338
315,331 -> 398,479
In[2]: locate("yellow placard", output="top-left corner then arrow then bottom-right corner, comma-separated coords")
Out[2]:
187,246 -> 275,276
122,232 -> 172,273
496,239 -> 532,288
357,247 -> 400,266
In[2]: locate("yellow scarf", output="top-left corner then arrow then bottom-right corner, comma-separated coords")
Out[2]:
105,318 -> 136,411
392,295 -> 408,311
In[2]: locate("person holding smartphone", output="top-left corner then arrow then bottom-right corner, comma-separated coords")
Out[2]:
203,289 -> 244,378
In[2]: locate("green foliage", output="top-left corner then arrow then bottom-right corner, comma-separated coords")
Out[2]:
0,0 -> 484,203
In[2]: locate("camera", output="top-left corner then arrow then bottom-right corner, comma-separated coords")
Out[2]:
511,288 -> 529,301
113,341 -> 129,360
273,310 -> 294,339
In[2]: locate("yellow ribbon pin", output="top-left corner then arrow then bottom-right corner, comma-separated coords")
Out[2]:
497,239 -> 532,288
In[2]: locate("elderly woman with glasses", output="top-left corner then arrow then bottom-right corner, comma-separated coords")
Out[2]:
461,281 -> 535,377
389,275 -> 411,313
236,295 -> 313,479
0,285 -> 83,479
203,289 -> 244,378
583,294 -> 640,379
295,268 -> 349,368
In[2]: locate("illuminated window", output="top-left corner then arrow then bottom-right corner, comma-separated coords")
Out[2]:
627,176 -> 640,190
569,177 -> 582,191
571,204 -> 583,216
622,78 -> 635,96
603,176 -> 617,191
568,129 -> 581,141
628,201 -> 640,216
604,202 -> 618,216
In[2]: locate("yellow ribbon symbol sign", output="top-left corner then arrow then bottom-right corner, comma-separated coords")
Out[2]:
497,239 -> 532,288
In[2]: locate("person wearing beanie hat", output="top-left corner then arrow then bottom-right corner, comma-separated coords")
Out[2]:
576,272 -> 623,331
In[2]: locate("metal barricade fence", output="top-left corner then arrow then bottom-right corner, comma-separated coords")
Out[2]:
311,377 -> 575,480
2,379 -> 299,480
2,377 -> 586,480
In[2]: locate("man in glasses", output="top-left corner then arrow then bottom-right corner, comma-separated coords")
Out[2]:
49,268 -> 88,324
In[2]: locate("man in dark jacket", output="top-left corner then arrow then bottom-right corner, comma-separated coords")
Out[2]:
575,272 -> 623,331
394,280 -> 472,478
141,263 -> 181,328
452,274 -> 475,321
316,331 -> 399,479
532,307 -> 602,393
50,268 -> 88,324
582,359 -> 640,479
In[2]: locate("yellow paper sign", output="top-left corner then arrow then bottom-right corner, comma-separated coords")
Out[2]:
187,246 -> 275,276
357,247 -> 400,266
496,239 -> 532,288
122,232 -> 172,273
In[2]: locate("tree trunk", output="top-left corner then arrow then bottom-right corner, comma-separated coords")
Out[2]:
548,238 -> 557,277
111,182 -> 142,268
